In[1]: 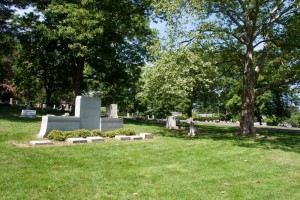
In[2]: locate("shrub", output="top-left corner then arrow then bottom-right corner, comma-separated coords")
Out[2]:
47,129 -> 95,141
115,128 -> 136,136
63,131 -> 78,139
102,128 -> 136,138
48,128 -> 137,141
104,130 -> 117,138
91,129 -> 103,136
47,130 -> 64,141
73,129 -> 92,138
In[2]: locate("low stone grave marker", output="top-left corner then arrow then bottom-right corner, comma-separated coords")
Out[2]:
115,135 -> 131,141
30,140 -> 53,146
140,133 -> 153,139
20,110 -> 36,119
86,136 -> 104,143
129,135 -> 143,140
66,138 -> 88,144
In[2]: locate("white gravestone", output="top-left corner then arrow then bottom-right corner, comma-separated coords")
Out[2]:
20,110 -> 36,119
166,116 -> 177,129
108,104 -> 118,118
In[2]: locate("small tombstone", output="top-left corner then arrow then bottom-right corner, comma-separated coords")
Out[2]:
66,138 -> 88,144
9,98 -> 13,105
140,133 -> 153,139
152,115 -> 155,119
115,135 -> 131,141
86,136 -> 104,143
30,140 -> 53,146
127,113 -> 130,117
108,104 -> 118,118
187,118 -> 200,136
65,104 -> 69,111
129,135 -> 143,140
166,116 -> 177,129
20,110 -> 37,119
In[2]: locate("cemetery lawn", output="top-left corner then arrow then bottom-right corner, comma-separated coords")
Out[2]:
1,105 -> 300,200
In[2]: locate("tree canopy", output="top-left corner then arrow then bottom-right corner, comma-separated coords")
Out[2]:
13,0 -> 154,110
140,48 -> 216,117
153,0 -> 300,135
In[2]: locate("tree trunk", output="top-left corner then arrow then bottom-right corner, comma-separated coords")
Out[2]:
70,57 -> 85,115
45,88 -> 52,106
239,44 -> 256,136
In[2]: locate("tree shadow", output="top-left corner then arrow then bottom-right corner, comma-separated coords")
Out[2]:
123,118 -> 166,128
0,104 -> 63,123
143,121 -> 300,154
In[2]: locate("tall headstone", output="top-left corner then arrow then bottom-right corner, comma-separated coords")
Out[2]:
75,96 -> 101,130
108,104 -> 118,118
9,98 -> 13,105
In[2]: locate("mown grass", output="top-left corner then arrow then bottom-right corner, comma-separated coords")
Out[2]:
1,104 -> 300,199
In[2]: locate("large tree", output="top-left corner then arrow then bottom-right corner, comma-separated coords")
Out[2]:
154,0 -> 300,135
140,48 -> 216,117
0,0 -> 32,102
15,0 -> 154,111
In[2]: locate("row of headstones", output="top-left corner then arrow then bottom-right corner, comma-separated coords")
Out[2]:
126,113 -> 155,120
30,133 -> 153,146
8,98 -> 72,111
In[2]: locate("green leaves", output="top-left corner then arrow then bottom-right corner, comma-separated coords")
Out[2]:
140,48 -> 216,116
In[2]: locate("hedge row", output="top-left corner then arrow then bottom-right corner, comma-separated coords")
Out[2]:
47,128 -> 136,141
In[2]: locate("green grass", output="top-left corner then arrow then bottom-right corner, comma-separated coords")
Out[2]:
1,104 -> 300,199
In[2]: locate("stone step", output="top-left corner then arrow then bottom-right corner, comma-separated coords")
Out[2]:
139,133 -> 153,139
30,140 -> 53,146
115,135 -> 131,141
66,138 -> 87,144
86,136 -> 104,143
129,135 -> 143,140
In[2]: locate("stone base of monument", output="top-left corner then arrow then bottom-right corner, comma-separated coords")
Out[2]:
129,135 -> 143,140
86,136 -> 104,143
30,140 -> 53,146
140,133 -> 153,139
66,138 -> 88,144
100,118 -> 124,132
38,116 -> 80,138
115,135 -> 131,141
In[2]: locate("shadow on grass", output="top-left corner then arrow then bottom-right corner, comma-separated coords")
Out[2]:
124,118 -> 166,127
125,118 -> 300,154
0,104 -> 64,123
